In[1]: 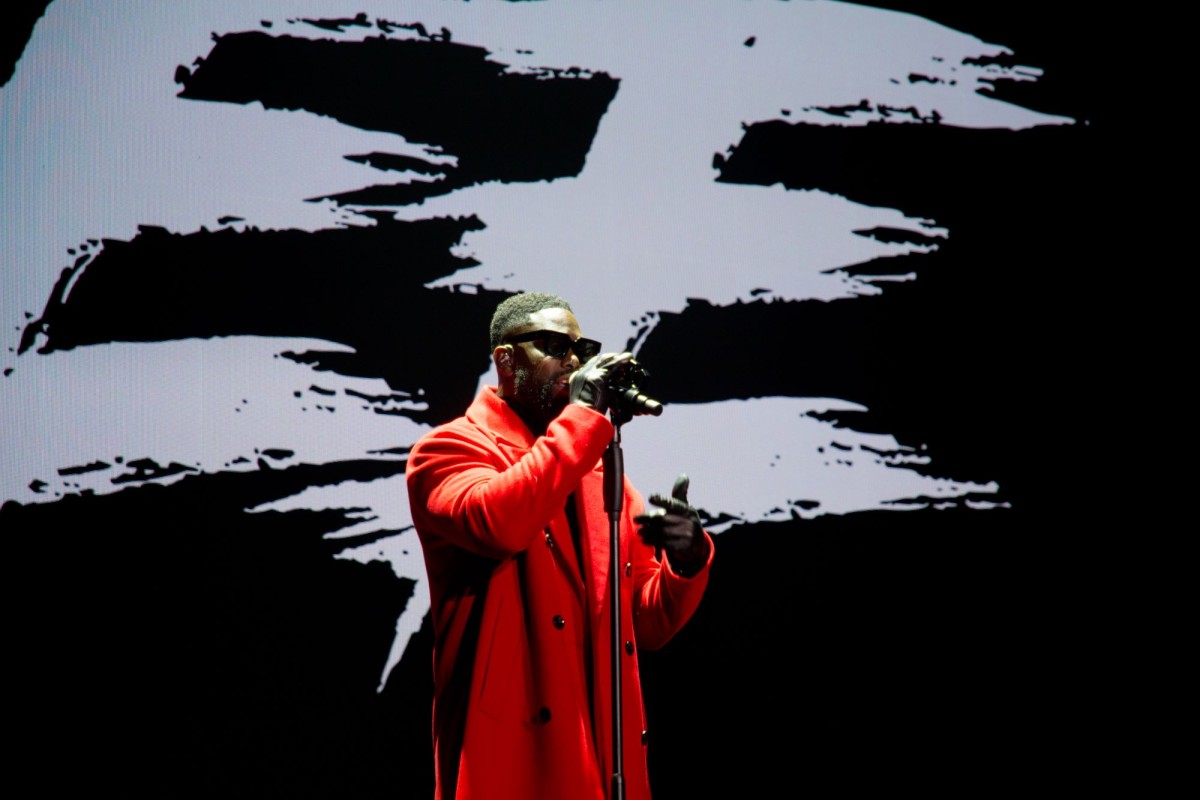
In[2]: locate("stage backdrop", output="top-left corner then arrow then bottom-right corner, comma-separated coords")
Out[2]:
2,1 -> 1110,796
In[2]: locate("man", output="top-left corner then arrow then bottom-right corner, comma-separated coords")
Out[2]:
405,291 -> 713,800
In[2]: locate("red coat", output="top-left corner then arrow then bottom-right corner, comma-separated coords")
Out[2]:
406,386 -> 712,800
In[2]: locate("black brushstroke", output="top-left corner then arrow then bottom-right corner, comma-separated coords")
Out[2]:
854,226 -> 944,246
110,457 -> 197,485
297,11 -> 374,33
57,460 -> 111,476
345,151 -> 447,176
641,114 -> 1104,515
0,0 -> 50,87
716,119 -> 1093,223
175,30 -> 620,206
20,216 -> 509,424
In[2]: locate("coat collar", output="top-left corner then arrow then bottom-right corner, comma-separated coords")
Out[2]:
465,385 -> 537,455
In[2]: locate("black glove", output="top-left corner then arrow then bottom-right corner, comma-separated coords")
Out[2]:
569,352 -> 633,415
635,474 -> 710,577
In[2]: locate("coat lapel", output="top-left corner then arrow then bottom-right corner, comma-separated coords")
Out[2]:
580,467 -> 612,621
467,387 -> 590,598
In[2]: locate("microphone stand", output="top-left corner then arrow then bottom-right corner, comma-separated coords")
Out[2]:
602,403 -> 632,800
602,373 -> 662,799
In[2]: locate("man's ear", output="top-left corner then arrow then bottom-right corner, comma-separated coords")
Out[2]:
494,345 -> 513,377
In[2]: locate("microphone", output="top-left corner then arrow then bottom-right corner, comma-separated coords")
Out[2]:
617,387 -> 663,416
606,357 -> 663,419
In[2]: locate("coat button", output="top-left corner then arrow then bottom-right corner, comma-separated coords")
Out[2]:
545,532 -> 553,547
538,707 -> 552,723
625,562 -> 632,577
641,730 -> 649,746
624,640 -> 634,655
553,615 -> 566,629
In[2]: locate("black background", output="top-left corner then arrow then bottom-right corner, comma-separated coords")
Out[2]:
2,3 -> 1131,797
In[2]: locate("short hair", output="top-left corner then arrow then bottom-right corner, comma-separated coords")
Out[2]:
489,291 -> 573,349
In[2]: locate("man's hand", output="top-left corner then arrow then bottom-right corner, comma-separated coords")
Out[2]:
569,352 -> 633,415
635,474 -> 710,577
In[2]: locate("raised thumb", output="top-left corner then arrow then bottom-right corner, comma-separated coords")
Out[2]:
672,473 -> 690,504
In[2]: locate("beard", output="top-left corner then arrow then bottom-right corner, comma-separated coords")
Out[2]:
511,362 -> 569,424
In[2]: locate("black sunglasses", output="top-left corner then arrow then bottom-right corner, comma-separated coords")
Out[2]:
503,330 -> 602,361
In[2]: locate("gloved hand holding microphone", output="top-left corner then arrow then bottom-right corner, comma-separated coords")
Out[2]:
570,351 -> 663,420
568,351 -> 635,415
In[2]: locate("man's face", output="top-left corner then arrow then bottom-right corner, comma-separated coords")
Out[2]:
502,307 -> 589,425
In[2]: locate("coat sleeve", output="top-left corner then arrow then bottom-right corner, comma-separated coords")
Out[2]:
626,483 -> 714,651
407,403 -> 615,560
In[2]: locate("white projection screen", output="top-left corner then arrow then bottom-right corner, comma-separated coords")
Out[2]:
2,2 -> 1112,796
